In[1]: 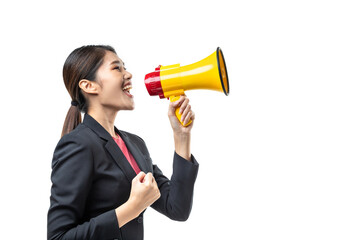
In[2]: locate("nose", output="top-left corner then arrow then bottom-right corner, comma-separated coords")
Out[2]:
124,70 -> 132,80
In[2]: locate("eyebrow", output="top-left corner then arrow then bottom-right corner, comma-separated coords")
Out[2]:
110,60 -> 125,66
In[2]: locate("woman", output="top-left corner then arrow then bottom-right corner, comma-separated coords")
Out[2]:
47,45 -> 199,240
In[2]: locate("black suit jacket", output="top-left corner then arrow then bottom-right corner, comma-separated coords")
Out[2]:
48,114 -> 199,240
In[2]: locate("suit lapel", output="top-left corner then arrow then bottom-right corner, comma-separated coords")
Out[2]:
105,140 -> 137,183
117,129 -> 152,174
82,114 -> 136,183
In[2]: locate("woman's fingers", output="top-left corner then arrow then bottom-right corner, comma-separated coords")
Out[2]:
179,97 -> 189,114
129,172 -> 161,214
168,95 -> 195,131
180,104 -> 191,122
169,95 -> 186,113
135,171 -> 146,183
143,172 -> 154,184
143,173 -> 161,201
179,97 -> 195,126
183,110 -> 195,126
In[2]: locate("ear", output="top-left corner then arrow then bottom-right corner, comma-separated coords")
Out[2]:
79,79 -> 100,95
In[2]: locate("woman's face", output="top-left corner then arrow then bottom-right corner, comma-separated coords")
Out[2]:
95,50 -> 134,111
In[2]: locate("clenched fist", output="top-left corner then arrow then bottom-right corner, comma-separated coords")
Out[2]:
128,172 -> 161,214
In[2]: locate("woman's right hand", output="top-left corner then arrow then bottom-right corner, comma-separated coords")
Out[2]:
128,171 -> 161,214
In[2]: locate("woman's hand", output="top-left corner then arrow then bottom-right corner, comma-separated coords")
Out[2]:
115,172 -> 160,227
168,95 -> 195,135
128,172 -> 161,214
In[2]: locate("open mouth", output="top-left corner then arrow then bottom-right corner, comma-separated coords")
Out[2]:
122,85 -> 133,98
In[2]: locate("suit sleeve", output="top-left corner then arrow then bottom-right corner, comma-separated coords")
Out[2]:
47,134 -> 120,240
151,151 -> 199,221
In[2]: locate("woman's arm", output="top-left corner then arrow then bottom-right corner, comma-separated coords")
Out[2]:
47,135 -> 120,240
151,152 -> 199,221
174,133 -> 191,161
168,95 -> 195,161
150,95 -> 199,220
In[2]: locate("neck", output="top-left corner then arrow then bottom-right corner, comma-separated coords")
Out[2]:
87,106 -> 118,138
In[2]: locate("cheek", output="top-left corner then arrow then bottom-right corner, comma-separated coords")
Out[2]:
101,79 -> 122,96
108,86 -> 123,98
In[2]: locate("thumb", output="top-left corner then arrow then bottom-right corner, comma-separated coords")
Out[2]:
143,172 -> 154,183
135,171 -> 146,183
168,95 -> 185,115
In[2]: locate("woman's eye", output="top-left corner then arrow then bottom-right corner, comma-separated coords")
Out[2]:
114,66 -> 126,71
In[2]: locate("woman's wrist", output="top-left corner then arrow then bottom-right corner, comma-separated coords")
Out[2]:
173,131 -> 190,139
115,199 -> 140,228
174,132 -> 191,161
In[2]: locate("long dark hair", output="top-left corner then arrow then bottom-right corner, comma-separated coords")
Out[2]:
61,45 -> 116,137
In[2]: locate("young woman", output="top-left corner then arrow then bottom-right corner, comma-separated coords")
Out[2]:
47,45 -> 199,240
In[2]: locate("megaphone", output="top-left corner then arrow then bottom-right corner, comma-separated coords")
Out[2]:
144,47 -> 229,126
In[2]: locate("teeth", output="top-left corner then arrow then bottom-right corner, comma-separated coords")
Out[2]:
122,85 -> 132,91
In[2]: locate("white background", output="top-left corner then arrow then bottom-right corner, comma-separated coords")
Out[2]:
0,0 -> 359,239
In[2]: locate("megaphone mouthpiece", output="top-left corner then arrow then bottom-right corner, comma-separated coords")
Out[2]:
144,65 -> 164,98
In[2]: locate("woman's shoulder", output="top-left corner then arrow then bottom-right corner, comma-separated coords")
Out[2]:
56,123 -> 100,150
52,124 -> 97,168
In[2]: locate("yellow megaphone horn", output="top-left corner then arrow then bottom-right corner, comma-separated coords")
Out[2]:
144,47 -> 229,126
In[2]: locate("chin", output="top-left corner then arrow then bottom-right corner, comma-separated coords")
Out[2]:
116,98 -> 135,111
121,104 -> 135,111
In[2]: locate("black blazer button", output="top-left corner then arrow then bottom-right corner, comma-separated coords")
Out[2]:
137,216 -> 143,223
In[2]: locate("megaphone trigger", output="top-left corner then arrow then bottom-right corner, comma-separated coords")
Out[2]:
169,95 -> 192,127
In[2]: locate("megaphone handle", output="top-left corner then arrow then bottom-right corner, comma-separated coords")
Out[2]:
169,95 -> 192,127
